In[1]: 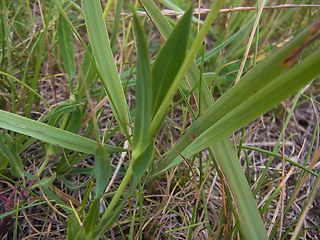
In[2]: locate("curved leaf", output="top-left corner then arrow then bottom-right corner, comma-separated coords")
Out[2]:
151,6 -> 193,117
0,131 -> 24,181
132,10 -> 152,154
58,13 -> 75,80
81,0 -> 130,136
0,110 -> 124,154
93,145 -> 111,197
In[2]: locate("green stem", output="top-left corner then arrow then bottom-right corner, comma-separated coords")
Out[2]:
37,145 -> 55,178
103,165 -> 133,216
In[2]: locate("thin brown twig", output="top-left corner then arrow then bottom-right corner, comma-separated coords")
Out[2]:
38,183 -> 67,219
129,4 -> 320,17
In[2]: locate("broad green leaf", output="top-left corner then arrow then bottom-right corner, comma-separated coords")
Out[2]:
149,0 -> 228,136
156,38 -> 320,238
132,9 -> 152,155
157,44 -> 320,239
178,48 -> 320,161
151,6 -> 192,117
58,14 -> 75,80
81,0 -> 130,136
93,144 -> 111,197
0,131 -> 24,181
209,139 -> 267,239
158,20 -> 320,174
84,198 -> 100,235
0,110 -> 124,155
67,215 -> 86,240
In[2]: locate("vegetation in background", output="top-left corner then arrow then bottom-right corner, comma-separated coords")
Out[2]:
0,0 -> 320,239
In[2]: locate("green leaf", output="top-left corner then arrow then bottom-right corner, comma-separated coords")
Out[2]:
132,9 -> 152,155
156,44 -> 320,240
84,198 -> 100,235
65,106 -> 82,134
149,0 -> 228,135
181,47 -> 320,159
140,1 -> 268,239
110,0 -> 124,49
58,13 -> 75,80
47,102 -> 80,127
67,215 -> 86,240
158,20 -> 320,175
0,155 -> 9,170
39,172 -> 56,189
81,0 -> 130,136
0,110 -> 125,155
131,141 -> 155,189
76,45 -> 97,98
0,131 -> 24,181
151,5 -> 192,117
92,200 -> 127,238
93,144 -> 111,198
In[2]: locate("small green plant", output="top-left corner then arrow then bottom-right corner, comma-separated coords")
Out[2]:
0,0 -> 319,239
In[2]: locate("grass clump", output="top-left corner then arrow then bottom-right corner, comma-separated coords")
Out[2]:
0,0 -> 320,239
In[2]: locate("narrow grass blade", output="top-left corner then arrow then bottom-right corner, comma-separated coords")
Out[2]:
58,14 -> 75,80
132,9 -> 152,155
81,0 -> 130,136
52,0 -> 98,98
0,70 -> 49,107
25,21 -> 48,116
0,201 -> 48,220
0,110 -> 124,154
93,145 -> 111,198
110,0 -> 124,49
76,45 -> 97,98
151,6 -> 192,117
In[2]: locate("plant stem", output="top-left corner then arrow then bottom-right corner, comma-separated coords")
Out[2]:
103,165 -> 133,216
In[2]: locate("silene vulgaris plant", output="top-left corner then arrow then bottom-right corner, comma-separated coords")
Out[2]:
0,0 -> 320,239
